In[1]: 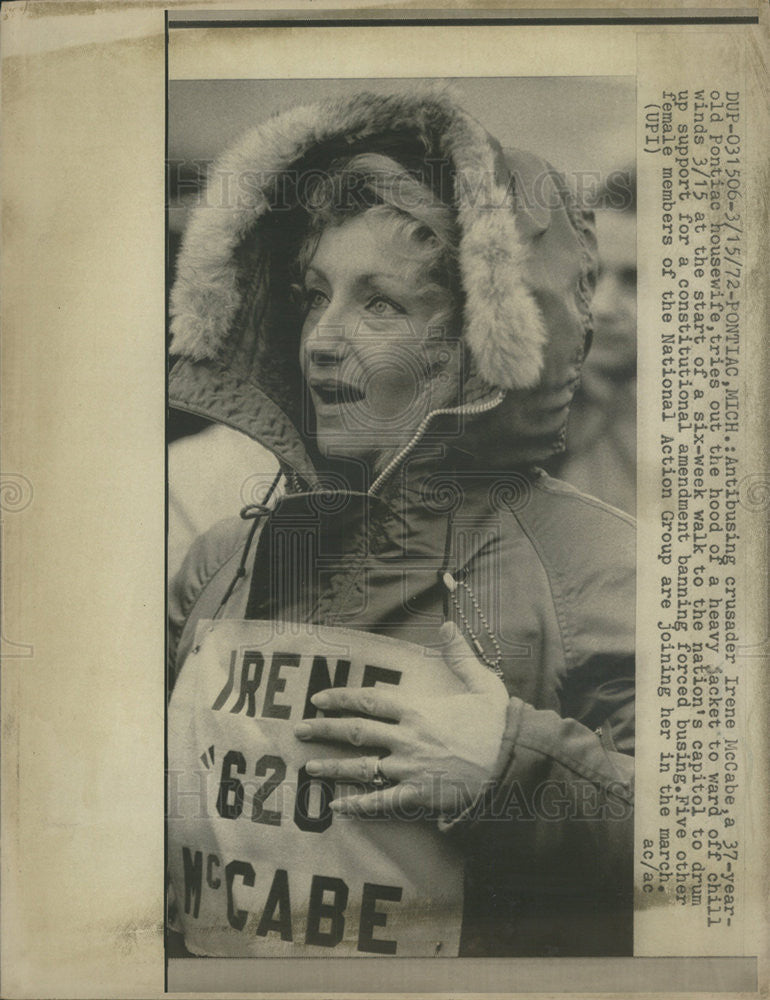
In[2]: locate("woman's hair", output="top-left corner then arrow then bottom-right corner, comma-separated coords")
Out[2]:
293,153 -> 461,336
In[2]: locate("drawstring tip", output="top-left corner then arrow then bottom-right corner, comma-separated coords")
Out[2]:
441,571 -> 457,593
240,502 -> 274,520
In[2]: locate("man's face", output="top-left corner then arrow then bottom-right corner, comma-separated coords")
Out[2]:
588,209 -> 637,376
298,213 -> 459,462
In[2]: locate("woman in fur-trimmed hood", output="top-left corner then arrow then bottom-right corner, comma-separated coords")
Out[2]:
168,88 -> 635,958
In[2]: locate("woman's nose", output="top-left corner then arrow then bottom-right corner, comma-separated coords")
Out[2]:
305,304 -> 353,366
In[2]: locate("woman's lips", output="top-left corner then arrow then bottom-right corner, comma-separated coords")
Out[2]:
310,381 -> 366,406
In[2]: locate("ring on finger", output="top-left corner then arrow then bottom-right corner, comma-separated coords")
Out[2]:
370,756 -> 388,789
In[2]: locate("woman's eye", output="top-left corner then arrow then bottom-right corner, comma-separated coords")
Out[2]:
366,296 -> 404,317
305,289 -> 329,310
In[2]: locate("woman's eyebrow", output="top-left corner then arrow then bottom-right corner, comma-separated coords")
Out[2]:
357,271 -> 406,286
303,264 -> 326,282
305,266 -> 408,287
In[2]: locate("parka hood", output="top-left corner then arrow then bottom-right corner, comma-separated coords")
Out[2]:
169,87 -> 598,489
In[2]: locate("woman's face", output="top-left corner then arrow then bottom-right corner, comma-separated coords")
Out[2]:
586,210 -> 637,376
299,213 -> 459,463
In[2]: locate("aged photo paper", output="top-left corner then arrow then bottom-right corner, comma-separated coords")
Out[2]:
2,2 -> 768,998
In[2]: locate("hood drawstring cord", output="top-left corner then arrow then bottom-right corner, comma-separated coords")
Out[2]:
213,469 -> 283,618
368,389 -> 506,498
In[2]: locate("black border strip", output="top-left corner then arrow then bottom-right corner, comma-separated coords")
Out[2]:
170,16 -> 758,27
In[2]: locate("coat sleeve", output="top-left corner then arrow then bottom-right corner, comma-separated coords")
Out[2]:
441,484 -> 635,955
445,699 -> 634,955
168,515 -> 250,691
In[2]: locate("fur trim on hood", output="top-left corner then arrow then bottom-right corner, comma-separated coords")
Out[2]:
169,87 -> 597,481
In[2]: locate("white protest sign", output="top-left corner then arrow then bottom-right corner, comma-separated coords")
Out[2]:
168,620 -> 466,957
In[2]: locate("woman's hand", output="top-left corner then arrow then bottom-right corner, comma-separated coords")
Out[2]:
293,622 -> 509,818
